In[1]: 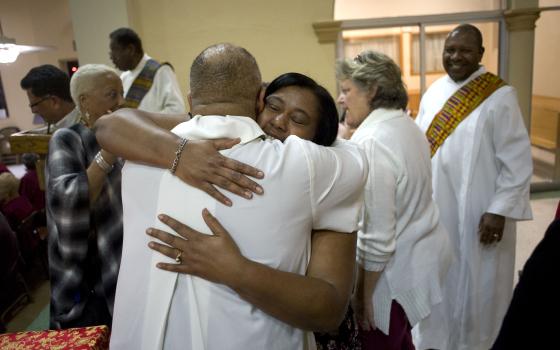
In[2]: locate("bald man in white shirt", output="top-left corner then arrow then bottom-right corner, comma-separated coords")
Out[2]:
107,43 -> 367,350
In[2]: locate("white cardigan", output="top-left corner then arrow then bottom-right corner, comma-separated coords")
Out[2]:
351,108 -> 452,334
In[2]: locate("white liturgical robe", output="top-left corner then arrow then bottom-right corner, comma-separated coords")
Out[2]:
121,54 -> 185,114
110,115 -> 368,350
413,67 -> 533,350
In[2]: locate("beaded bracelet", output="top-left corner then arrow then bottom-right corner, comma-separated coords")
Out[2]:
170,138 -> 188,174
95,151 -> 113,173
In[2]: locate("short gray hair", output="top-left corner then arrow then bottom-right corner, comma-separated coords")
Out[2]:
336,51 -> 408,111
70,64 -> 119,111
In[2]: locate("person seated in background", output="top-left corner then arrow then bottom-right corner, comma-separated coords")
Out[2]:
109,27 -> 186,114
20,65 -> 80,133
0,172 -> 34,230
46,64 -> 124,329
19,153 -> 45,212
0,162 -> 12,175
0,172 -> 37,263
0,211 -> 20,333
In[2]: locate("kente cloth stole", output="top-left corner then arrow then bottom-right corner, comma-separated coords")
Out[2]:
426,72 -> 506,157
123,59 -> 165,109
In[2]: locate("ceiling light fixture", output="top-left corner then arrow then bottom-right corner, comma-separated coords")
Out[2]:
0,19 -> 55,64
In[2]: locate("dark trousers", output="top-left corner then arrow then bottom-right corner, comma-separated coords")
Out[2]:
359,301 -> 415,350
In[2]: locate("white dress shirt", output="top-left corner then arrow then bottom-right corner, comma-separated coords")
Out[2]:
110,115 -> 368,350
121,53 -> 186,114
34,107 -> 80,134
351,108 -> 452,335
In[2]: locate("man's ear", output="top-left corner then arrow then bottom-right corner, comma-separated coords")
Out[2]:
126,43 -> 136,55
479,46 -> 485,60
51,96 -> 61,109
368,86 -> 378,102
256,85 -> 266,115
187,92 -> 193,111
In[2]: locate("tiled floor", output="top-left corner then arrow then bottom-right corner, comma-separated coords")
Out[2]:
5,281 -> 49,333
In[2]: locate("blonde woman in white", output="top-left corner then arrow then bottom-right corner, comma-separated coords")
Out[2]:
336,51 -> 452,350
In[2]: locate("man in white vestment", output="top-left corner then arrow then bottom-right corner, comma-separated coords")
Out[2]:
413,24 -> 533,350
109,27 -> 185,114
109,44 -> 367,350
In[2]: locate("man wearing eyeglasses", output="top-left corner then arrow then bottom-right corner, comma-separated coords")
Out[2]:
20,64 -> 80,133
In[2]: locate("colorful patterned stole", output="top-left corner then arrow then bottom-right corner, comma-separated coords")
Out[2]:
123,59 -> 167,109
426,72 -> 506,157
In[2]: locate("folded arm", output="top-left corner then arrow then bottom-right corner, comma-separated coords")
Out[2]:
147,211 -> 356,331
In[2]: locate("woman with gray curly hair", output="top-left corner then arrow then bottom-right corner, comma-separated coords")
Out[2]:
336,51 -> 452,349
46,64 -> 124,329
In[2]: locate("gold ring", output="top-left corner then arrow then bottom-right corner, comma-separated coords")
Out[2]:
175,250 -> 183,263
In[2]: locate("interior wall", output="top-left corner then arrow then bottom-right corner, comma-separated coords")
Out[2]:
533,7 -> 560,98
127,0 -> 337,99
334,0 -> 502,20
0,0 -> 76,131
69,0 -> 130,67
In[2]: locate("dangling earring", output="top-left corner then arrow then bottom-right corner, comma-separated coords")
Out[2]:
81,111 -> 90,126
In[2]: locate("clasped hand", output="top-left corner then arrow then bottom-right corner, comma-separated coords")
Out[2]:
147,209 -> 247,286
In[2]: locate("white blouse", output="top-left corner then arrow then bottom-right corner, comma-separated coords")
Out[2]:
351,108 -> 452,335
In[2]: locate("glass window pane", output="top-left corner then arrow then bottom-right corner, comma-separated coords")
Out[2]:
343,28 -> 401,64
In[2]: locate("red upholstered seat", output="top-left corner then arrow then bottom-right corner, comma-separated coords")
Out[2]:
0,325 -> 110,350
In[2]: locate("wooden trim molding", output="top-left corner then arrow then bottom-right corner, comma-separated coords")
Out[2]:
312,21 -> 342,44
504,8 -> 541,31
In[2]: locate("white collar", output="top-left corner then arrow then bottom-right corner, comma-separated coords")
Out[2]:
130,53 -> 151,74
354,108 -> 404,133
446,65 -> 486,87
171,115 -> 266,144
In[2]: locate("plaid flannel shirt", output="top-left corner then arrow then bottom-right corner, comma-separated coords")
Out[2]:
46,123 -> 123,328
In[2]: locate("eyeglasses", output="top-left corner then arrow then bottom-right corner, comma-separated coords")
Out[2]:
28,95 -> 52,108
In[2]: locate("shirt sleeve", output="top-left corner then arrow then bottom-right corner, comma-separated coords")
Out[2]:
355,137 -> 398,271
486,88 -> 533,220
153,65 -> 186,114
47,129 -> 91,284
297,138 -> 368,233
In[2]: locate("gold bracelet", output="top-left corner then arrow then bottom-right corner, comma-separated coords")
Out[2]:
170,138 -> 188,174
